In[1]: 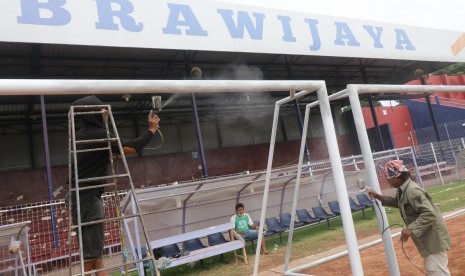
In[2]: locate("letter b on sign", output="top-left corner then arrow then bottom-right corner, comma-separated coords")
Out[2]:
17,0 -> 71,26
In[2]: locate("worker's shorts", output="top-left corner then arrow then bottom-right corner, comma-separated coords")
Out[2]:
72,194 -> 105,259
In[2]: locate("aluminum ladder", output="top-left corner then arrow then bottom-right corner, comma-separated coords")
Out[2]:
68,104 -> 157,276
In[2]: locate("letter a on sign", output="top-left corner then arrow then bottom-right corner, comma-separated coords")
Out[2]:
163,4 -> 208,36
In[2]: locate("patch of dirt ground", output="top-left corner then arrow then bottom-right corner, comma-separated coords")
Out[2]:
262,211 -> 464,276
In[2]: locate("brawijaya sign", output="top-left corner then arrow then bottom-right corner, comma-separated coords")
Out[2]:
2,0 -> 465,62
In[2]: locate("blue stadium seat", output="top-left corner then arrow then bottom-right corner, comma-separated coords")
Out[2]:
328,201 -> 341,216
349,197 -> 366,218
279,212 -> 305,229
207,232 -> 230,262
184,238 -> 207,251
356,193 -> 374,208
312,206 -> 336,228
253,220 -> 274,237
155,243 -> 180,258
207,232 -> 229,246
296,209 -> 319,224
265,217 -> 286,243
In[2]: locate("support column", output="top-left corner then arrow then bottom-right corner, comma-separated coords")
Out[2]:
368,94 -> 385,151
348,85 -> 400,276
418,73 -> 441,142
40,96 -> 59,248
191,67 -> 208,178
294,99 -> 311,162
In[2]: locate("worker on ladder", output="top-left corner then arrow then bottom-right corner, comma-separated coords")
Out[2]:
69,95 -> 160,275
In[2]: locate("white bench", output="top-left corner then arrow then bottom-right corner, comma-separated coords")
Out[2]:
149,223 -> 247,271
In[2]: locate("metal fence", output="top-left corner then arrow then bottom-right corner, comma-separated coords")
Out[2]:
394,118 -> 465,148
1,140 -> 465,274
0,195 -> 123,275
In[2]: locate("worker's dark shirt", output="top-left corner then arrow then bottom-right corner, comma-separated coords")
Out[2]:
70,95 -> 154,197
73,125 -> 153,196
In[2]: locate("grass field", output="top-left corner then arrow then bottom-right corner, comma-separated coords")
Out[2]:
120,180 -> 465,276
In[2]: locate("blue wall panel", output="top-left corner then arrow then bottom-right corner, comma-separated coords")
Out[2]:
404,100 -> 465,129
404,100 -> 465,144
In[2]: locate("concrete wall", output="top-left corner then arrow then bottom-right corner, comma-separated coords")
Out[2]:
0,110 -> 349,170
0,134 -> 355,207
362,106 -> 415,148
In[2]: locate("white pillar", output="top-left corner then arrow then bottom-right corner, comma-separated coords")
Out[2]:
253,89 -> 318,276
318,86 -> 364,276
347,85 -> 400,276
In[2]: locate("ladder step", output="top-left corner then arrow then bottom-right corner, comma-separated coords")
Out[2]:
69,105 -> 155,275
73,146 -> 111,153
75,137 -> 119,144
71,212 -> 146,227
78,173 -> 130,183
70,183 -> 115,192
73,110 -> 107,116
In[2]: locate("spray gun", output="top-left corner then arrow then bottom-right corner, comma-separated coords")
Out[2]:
152,96 -> 162,115
146,95 -> 164,150
357,179 -> 374,199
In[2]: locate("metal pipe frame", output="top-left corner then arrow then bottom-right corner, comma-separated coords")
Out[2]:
0,79 -> 327,95
4,80 -> 465,276
368,94 -> 386,151
294,98 -> 312,162
252,84 -> 324,276
191,93 -> 208,178
347,85 -> 400,276
284,88 -> 366,276
283,83 -> 465,276
337,84 -> 465,276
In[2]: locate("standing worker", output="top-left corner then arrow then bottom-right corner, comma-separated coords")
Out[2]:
70,95 -> 160,275
369,160 -> 451,276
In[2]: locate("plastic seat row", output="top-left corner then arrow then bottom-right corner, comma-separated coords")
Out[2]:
154,194 -> 374,264
248,207 -> 333,246
328,194 -> 374,219
257,193 -> 374,239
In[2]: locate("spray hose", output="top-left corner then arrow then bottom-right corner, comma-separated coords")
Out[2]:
145,129 -> 164,150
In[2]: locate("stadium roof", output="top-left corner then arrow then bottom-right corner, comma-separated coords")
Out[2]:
0,1 -> 462,125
